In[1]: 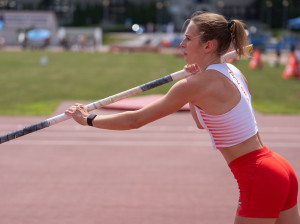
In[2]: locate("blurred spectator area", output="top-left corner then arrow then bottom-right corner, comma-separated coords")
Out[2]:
109,33 -> 183,53
57,27 -> 102,51
0,11 -> 58,46
248,23 -> 300,53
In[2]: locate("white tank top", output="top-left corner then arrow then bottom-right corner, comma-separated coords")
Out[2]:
193,63 -> 258,150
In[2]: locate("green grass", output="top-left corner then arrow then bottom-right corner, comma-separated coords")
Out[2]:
0,51 -> 184,116
0,51 -> 299,116
233,60 -> 300,114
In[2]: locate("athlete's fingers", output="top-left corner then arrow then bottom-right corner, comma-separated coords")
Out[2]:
65,105 -> 82,115
184,64 -> 200,74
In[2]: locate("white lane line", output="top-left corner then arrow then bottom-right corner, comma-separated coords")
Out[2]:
4,132 -> 298,143
2,139 -> 212,147
2,139 -> 299,149
0,124 -> 300,133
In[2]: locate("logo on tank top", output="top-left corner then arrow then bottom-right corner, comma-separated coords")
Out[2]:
228,71 -> 250,104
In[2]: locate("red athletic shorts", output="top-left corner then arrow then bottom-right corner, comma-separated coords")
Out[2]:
229,146 -> 298,218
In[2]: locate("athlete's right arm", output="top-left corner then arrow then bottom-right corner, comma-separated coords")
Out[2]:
66,66 -> 210,130
89,79 -> 195,130
65,77 -> 201,130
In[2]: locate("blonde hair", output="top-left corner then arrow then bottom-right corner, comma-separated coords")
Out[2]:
188,11 -> 249,57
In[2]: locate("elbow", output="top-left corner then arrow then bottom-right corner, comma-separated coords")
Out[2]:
196,122 -> 204,129
197,124 -> 204,129
128,119 -> 144,129
127,114 -> 148,129
123,111 -> 148,130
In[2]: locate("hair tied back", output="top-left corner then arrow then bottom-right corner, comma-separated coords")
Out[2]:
228,21 -> 233,29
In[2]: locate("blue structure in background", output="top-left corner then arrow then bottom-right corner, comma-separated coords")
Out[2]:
26,29 -> 51,41
288,17 -> 300,30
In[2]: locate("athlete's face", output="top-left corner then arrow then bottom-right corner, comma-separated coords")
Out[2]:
180,21 -> 204,65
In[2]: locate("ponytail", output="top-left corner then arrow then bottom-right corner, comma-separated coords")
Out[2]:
190,11 -> 249,57
228,20 -> 249,57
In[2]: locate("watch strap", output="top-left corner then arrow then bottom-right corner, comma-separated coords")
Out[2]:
87,114 -> 97,126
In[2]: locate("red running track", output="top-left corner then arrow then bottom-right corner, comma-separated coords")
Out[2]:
0,99 -> 299,224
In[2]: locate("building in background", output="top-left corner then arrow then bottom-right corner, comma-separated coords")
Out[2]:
0,0 -> 258,29
1,0 -> 298,49
0,10 -> 57,45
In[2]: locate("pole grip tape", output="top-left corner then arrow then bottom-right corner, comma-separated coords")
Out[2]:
0,120 -> 50,144
139,75 -> 173,91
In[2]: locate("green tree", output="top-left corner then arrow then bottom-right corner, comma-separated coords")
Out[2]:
261,0 -> 293,28
72,4 -> 84,26
126,2 -> 157,25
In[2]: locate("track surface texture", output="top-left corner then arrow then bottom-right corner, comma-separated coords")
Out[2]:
0,100 -> 299,224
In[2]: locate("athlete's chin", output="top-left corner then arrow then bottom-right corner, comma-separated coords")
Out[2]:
184,56 -> 190,64
184,58 -> 193,65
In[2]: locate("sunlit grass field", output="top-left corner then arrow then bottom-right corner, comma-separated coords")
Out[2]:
0,50 -> 299,115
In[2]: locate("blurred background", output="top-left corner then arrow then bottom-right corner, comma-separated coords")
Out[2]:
0,0 -> 300,116
0,0 -> 300,53
0,3 -> 299,224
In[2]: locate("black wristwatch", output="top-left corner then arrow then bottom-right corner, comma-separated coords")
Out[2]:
87,114 -> 97,126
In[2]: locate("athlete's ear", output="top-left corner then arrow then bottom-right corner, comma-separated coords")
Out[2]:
203,40 -> 217,53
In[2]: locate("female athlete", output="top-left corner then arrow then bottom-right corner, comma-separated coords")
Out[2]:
65,11 -> 300,224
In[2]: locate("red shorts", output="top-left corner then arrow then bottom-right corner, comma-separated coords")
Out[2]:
229,146 -> 298,218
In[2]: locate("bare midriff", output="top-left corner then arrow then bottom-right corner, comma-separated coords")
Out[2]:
218,132 -> 264,164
